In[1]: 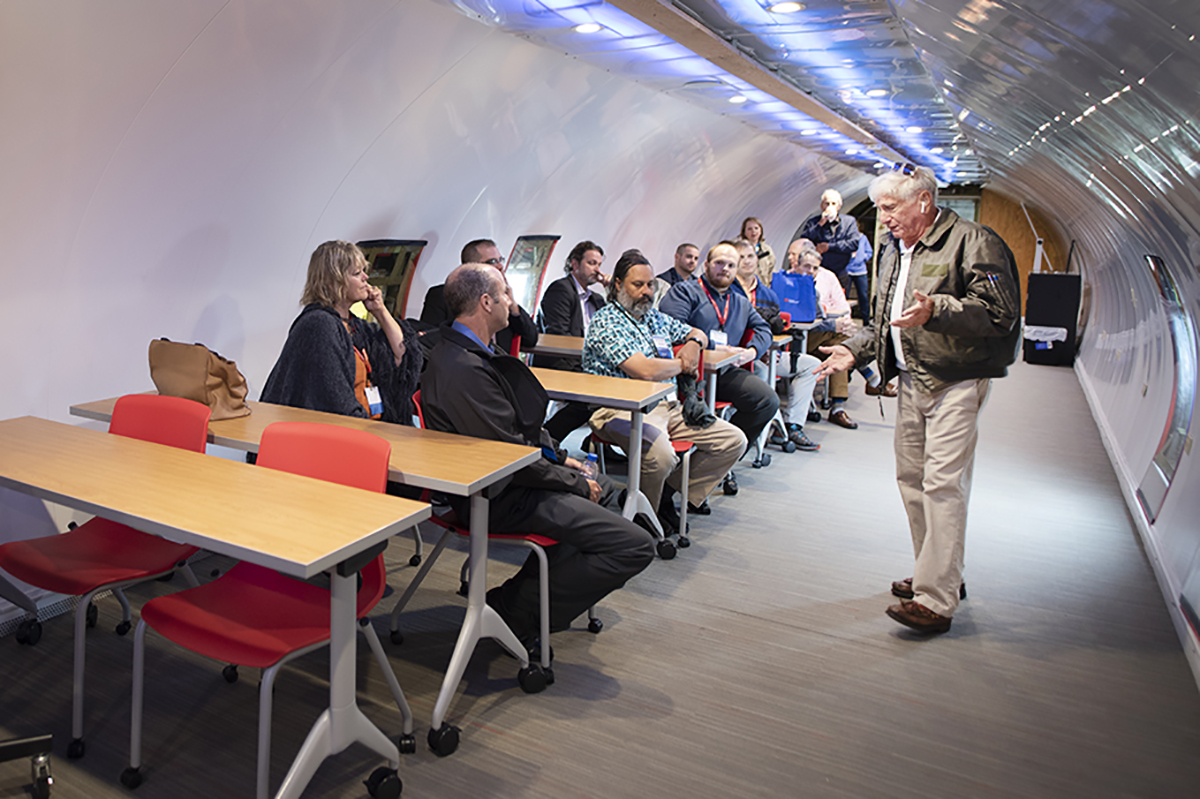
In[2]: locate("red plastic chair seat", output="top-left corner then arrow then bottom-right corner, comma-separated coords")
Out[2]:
0,518 -> 196,595
141,559 -> 382,669
432,510 -> 558,549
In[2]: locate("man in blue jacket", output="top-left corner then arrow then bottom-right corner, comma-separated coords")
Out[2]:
659,241 -> 779,491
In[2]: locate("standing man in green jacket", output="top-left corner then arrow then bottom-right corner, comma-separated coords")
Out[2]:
815,164 -> 1021,634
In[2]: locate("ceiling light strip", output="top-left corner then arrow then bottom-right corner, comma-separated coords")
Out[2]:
607,0 -> 907,164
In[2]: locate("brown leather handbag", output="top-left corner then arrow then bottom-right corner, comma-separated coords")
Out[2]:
148,338 -> 251,420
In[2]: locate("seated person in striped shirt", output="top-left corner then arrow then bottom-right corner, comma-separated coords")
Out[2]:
583,249 -> 746,531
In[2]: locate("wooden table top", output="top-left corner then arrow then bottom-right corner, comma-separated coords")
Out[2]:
529,334 -> 583,357
70,398 -> 541,497
529,368 -> 675,411
0,417 -> 430,578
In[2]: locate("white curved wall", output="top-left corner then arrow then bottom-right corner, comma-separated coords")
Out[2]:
0,0 -> 866,426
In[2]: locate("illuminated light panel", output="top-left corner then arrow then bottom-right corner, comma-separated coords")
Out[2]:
906,126 -> 923,133
729,94 -> 749,104
574,22 -> 602,34
767,2 -> 804,12
865,89 -> 888,97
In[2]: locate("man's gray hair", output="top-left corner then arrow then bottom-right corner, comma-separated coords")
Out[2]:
869,165 -> 939,206
445,263 -> 502,319
821,188 -> 843,205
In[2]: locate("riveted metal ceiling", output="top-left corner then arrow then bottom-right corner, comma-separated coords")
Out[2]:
446,0 -> 1200,193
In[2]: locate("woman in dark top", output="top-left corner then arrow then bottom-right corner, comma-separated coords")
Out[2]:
261,240 -> 422,423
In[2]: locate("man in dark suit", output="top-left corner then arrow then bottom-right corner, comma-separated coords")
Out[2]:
421,262 -> 654,646
536,241 -> 608,441
419,238 -> 539,354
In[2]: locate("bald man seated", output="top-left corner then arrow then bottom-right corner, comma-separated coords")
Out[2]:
420,262 -> 655,649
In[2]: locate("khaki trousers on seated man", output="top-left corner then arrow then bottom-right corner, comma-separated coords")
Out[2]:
588,402 -> 745,511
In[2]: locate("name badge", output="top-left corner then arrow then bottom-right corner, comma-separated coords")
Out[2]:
651,335 -> 673,358
365,385 -> 384,416
710,329 -> 728,347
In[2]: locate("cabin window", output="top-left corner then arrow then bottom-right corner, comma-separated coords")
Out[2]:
1135,254 -> 1197,523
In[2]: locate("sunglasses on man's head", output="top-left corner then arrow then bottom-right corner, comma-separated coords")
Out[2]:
891,162 -> 918,176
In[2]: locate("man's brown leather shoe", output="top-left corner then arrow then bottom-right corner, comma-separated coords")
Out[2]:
891,577 -> 967,600
865,381 -> 897,397
828,408 -> 857,429
886,600 -> 952,634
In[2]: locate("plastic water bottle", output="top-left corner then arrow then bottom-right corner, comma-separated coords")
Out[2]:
579,452 -> 599,479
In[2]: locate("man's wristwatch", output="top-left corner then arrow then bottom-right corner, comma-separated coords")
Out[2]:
681,336 -> 704,349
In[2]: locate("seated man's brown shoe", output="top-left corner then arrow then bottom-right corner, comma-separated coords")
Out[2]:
865,381 -> 897,397
828,408 -> 857,429
891,577 -> 967,600
886,600 -> 952,634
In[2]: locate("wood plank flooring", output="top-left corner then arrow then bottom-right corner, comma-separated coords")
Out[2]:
3,360 -> 1199,798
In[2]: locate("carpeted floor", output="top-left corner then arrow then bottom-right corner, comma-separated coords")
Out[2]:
2,360 -> 1199,798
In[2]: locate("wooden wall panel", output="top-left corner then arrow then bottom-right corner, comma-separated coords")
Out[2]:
979,190 -> 1068,304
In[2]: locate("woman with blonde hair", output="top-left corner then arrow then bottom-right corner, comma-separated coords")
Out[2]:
740,216 -> 776,286
261,240 -> 422,422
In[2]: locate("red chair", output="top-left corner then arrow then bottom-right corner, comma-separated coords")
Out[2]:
387,392 -> 599,676
124,422 -> 413,799
0,394 -> 209,759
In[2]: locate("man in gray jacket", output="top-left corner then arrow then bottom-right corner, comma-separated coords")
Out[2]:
816,164 -> 1021,634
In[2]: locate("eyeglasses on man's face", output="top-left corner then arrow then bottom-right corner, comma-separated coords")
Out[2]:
483,257 -> 505,266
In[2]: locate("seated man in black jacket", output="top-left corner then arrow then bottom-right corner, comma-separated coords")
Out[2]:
536,240 -> 608,441
422,262 -> 655,646
418,238 -> 539,355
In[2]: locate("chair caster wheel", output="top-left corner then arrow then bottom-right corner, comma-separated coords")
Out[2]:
518,664 -> 549,694
120,766 -> 142,789
15,619 -> 42,645
782,441 -> 796,453
427,723 -> 460,757
409,554 -> 422,567
457,581 -> 469,597
677,535 -> 691,548
397,733 -> 417,754
33,774 -> 51,799
66,739 -> 85,759
656,539 -> 677,560
758,453 -> 772,467
115,620 -> 131,636
389,629 -> 404,645
587,617 -> 603,633
222,664 -> 239,683
86,601 -> 98,629
363,766 -> 402,799
722,477 -> 738,496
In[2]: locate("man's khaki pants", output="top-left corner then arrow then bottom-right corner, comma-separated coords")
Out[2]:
589,401 -> 746,509
895,372 -> 991,617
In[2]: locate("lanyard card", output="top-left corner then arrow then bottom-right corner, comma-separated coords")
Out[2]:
651,335 -> 673,358
710,329 -> 729,347
365,385 -> 384,416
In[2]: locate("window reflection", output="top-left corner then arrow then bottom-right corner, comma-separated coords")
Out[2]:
1136,254 -> 1197,523
504,235 -> 561,315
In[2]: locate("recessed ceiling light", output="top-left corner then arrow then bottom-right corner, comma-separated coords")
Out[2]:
930,147 -> 944,153
729,95 -> 749,104
768,2 -> 804,12
574,23 -> 602,34
845,148 -> 858,154
906,126 -> 923,133
801,128 -> 820,135
866,89 -> 888,98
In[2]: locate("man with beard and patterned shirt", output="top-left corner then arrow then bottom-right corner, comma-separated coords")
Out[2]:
584,249 -> 746,529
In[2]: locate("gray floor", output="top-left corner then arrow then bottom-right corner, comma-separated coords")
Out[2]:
3,361 -> 1200,799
